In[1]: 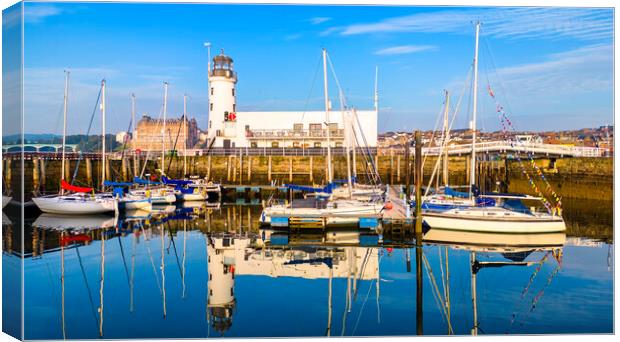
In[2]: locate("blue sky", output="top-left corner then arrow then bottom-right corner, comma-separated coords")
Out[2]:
6,2 -> 614,134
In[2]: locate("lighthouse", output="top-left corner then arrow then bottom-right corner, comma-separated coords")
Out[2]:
208,49 -> 238,149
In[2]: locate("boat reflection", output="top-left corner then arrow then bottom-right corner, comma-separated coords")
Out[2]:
422,228 -> 565,335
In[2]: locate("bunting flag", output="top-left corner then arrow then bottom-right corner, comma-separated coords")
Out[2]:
491,85 -> 562,212
488,84 -> 496,98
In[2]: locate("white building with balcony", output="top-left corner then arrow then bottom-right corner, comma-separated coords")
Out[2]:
206,50 -> 378,149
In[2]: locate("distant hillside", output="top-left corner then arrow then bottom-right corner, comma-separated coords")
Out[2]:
2,134 -> 121,152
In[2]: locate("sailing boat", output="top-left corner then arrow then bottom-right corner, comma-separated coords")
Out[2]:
33,76 -> 117,215
260,49 -> 384,226
417,22 -> 565,234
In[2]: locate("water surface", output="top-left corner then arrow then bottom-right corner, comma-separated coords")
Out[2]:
2,203 -> 613,339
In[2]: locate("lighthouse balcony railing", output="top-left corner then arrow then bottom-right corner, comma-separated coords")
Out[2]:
209,69 -> 237,80
246,129 -> 344,139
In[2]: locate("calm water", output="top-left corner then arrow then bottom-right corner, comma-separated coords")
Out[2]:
2,203 -> 614,339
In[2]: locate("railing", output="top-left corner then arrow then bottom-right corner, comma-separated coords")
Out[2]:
418,141 -> 608,157
177,147 -> 377,157
246,129 -> 345,139
2,141 -> 609,158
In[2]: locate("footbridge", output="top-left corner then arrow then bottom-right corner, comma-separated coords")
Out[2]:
422,141 -> 607,157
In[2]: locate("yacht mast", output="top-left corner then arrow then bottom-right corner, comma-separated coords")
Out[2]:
470,22 -> 480,194
323,49 -> 333,183
183,94 -> 188,177
131,93 -> 137,177
61,70 -> 69,191
162,82 -> 169,175
341,92 -> 353,198
443,90 -> 450,186
101,79 -> 106,190
351,110 -> 357,179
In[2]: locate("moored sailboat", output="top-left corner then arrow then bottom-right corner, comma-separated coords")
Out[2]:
33,76 -> 117,215
415,22 -> 565,234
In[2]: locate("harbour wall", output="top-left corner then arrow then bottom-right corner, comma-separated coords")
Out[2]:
2,154 -> 613,202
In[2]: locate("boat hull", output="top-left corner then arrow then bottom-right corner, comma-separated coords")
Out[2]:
261,203 -> 383,226
176,193 -> 207,202
423,229 -> 567,249
119,199 -> 152,211
33,196 -> 116,215
422,212 -> 566,233
152,194 -> 177,204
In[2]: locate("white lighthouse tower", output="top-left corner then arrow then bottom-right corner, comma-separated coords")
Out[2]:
208,49 -> 238,149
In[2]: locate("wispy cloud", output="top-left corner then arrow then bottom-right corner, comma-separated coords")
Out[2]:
375,45 -> 437,55
309,17 -> 331,25
493,44 -> 612,96
328,7 -> 612,41
24,4 -> 63,23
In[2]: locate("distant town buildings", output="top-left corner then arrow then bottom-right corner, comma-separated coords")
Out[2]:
378,125 -> 614,155
131,115 -> 199,152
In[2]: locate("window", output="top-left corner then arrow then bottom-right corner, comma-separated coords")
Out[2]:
211,87 -> 214,95
209,120 -> 212,129
271,141 -> 279,148
210,103 -> 213,111
233,104 -> 236,112
293,141 -> 300,148
245,125 -> 250,131
250,142 -> 258,148
314,142 -> 322,148
232,89 -> 235,96
293,123 -> 303,131
309,123 -> 322,131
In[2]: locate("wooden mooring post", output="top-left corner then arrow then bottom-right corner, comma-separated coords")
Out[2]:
32,158 -> 40,195
268,155 -> 272,183
121,157 -> 128,181
247,156 -> 252,183
64,159 -> 71,182
309,156 -> 314,183
289,156 -> 293,183
4,159 -> 11,195
390,148 -> 394,184
207,155 -> 212,181
414,130 -> 423,237
405,138 -> 411,196
86,158 -> 93,187
239,150 -> 243,185
39,159 -> 47,193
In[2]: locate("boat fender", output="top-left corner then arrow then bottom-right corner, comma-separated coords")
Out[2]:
384,202 -> 393,210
